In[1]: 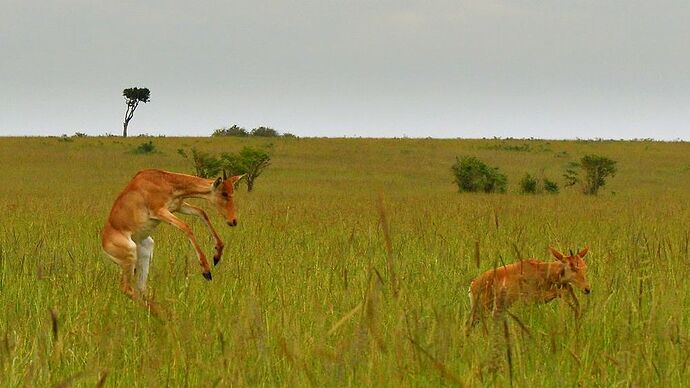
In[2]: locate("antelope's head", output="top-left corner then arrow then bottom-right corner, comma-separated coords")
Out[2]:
550,246 -> 591,294
211,171 -> 245,227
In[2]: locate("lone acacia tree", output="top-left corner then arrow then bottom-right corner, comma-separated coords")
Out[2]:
564,154 -> 617,195
122,87 -> 150,137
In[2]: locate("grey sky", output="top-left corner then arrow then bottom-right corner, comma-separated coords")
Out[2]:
1,1 -> 689,139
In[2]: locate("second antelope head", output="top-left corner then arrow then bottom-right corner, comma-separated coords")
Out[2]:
549,246 -> 591,294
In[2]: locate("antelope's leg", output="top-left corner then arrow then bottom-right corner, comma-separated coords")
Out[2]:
179,202 -> 225,266
135,237 -> 154,293
154,209 -> 213,280
563,284 -> 581,317
465,289 -> 480,336
102,232 -> 138,299
492,283 -> 510,319
541,289 -> 560,303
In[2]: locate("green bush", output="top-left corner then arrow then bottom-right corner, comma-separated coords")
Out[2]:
451,156 -> 507,193
134,141 -> 156,154
519,174 -> 538,194
519,174 -> 560,194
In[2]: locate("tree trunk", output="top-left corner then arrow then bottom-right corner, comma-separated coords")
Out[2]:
247,177 -> 254,192
122,100 -> 138,137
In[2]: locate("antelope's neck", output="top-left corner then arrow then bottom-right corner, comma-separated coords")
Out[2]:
542,261 -> 565,285
172,175 -> 215,200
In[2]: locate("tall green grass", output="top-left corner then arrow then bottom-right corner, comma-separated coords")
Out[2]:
0,136 -> 688,386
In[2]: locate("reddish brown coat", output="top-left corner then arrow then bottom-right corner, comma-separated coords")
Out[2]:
467,247 -> 590,331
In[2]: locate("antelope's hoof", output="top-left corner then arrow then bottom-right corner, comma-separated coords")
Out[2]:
214,256 -> 221,266
202,271 -> 212,281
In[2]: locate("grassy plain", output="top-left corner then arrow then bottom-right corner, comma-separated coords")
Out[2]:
0,136 -> 689,386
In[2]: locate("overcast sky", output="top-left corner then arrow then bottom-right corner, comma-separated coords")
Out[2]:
1,1 -> 689,139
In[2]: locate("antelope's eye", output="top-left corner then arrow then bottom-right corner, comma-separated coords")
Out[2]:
221,192 -> 229,198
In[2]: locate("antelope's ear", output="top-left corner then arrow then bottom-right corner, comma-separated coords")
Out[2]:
230,174 -> 246,189
578,246 -> 589,259
231,174 -> 246,184
213,177 -> 223,189
549,247 -> 566,262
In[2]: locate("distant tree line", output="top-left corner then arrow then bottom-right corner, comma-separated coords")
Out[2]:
212,124 -> 296,138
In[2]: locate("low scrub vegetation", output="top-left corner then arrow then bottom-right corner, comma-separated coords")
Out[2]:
452,156 -> 507,193
133,140 -> 156,154
519,174 -> 560,194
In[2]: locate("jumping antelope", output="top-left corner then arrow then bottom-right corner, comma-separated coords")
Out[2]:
102,169 -> 243,300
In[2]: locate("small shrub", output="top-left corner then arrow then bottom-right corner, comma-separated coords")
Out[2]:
134,141 -> 156,154
519,174 -> 538,194
519,173 -> 560,194
451,156 -> 507,193
282,132 -> 297,138
543,178 -> 560,194
73,132 -> 87,138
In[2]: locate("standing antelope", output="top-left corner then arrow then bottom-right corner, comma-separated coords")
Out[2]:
102,169 -> 243,300
466,246 -> 590,332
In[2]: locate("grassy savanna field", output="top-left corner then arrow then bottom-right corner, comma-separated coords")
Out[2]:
0,136 -> 689,386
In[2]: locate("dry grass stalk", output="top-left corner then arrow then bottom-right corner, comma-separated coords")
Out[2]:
406,336 -> 464,386
217,330 -> 229,370
327,302 -> 363,336
278,337 -> 317,386
49,308 -> 59,342
502,319 -> 514,388
377,193 -> 399,298
53,371 -> 86,388
363,268 -> 386,352
474,240 -> 481,268
505,311 -> 533,340
95,370 -> 108,388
